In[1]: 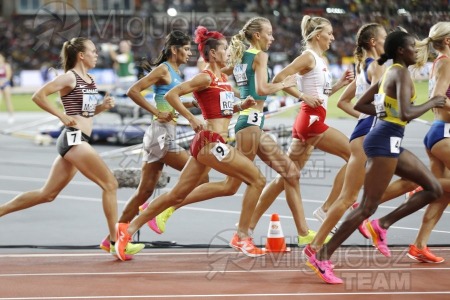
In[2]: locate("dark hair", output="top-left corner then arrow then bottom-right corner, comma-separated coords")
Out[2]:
60,37 -> 89,72
153,30 -> 191,66
194,26 -> 225,63
377,31 -> 412,65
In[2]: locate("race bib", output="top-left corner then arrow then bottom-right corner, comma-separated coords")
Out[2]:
374,93 -> 387,118
323,72 -> 332,96
82,94 -> 98,117
233,64 -> 248,86
246,109 -> 263,126
211,142 -> 230,161
66,130 -> 82,146
390,136 -> 401,154
219,91 -> 234,116
444,123 -> 450,138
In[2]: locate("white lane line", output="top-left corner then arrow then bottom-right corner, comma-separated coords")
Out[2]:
1,189 -> 450,234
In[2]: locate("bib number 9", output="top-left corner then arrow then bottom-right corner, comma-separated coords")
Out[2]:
211,142 -> 230,161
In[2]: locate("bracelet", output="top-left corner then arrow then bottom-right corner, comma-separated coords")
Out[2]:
299,92 -> 305,100
236,102 -> 243,111
281,81 -> 285,88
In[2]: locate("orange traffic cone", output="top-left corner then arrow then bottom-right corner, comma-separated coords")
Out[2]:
264,213 -> 291,253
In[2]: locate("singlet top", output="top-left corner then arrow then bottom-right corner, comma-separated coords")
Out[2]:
60,70 -> 100,118
233,49 -> 269,101
355,57 -> 375,120
298,49 -> 333,110
377,64 -> 416,126
429,55 -> 450,99
0,64 -> 6,79
193,70 -> 234,120
153,62 -> 183,121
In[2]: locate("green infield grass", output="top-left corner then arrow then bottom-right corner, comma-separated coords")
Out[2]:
1,81 -> 432,121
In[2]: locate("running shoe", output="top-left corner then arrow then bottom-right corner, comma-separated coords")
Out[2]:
405,186 -> 423,200
351,203 -> 370,239
407,244 -> 444,263
229,232 -> 266,257
298,230 -> 331,247
115,223 -> 132,261
313,207 -> 338,234
148,207 -> 175,234
306,254 -> 343,284
366,219 -> 391,257
303,244 -> 316,258
100,236 -> 145,260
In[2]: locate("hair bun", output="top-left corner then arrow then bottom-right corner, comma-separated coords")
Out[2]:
194,26 -> 209,44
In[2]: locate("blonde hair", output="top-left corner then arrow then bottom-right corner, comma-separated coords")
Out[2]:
354,23 -> 383,74
300,15 -> 331,49
60,37 -> 89,72
229,17 -> 270,66
416,22 -> 450,68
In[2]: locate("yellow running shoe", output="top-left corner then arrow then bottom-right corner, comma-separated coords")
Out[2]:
149,207 -> 175,234
298,230 -> 331,247
100,236 -> 145,260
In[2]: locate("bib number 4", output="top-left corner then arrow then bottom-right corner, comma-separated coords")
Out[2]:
390,136 -> 401,154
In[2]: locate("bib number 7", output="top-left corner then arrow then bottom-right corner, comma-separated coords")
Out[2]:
66,130 -> 82,146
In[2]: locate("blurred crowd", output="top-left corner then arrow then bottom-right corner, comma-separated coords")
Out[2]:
0,0 -> 448,82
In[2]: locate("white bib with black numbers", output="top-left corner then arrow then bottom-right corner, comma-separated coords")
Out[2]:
233,64 -> 248,87
219,91 -> 234,116
390,136 -> 401,154
211,142 -> 230,161
66,130 -> 82,146
246,109 -> 263,127
444,123 -> 450,138
81,92 -> 98,117
374,93 -> 387,118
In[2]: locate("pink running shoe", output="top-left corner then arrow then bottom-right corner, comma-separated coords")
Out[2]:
351,203 -> 370,239
306,254 -> 343,284
366,219 -> 391,257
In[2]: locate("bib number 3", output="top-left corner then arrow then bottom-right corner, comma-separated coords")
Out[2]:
211,142 -> 230,162
66,130 -> 82,146
246,110 -> 263,126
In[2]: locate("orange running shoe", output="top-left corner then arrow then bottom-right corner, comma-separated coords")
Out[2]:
115,223 -> 132,261
407,244 -> 444,263
229,232 -> 266,257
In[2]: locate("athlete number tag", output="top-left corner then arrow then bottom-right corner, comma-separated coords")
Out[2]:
211,142 -> 230,162
66,130 -> 82,146
246,110 -> 263,126
219,91 -> 234,116
157,134 -> 166,150
390,136 -> 401,154
444,124 -> 450,138
374,94 -> 387,118
233,64 -> 248,86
